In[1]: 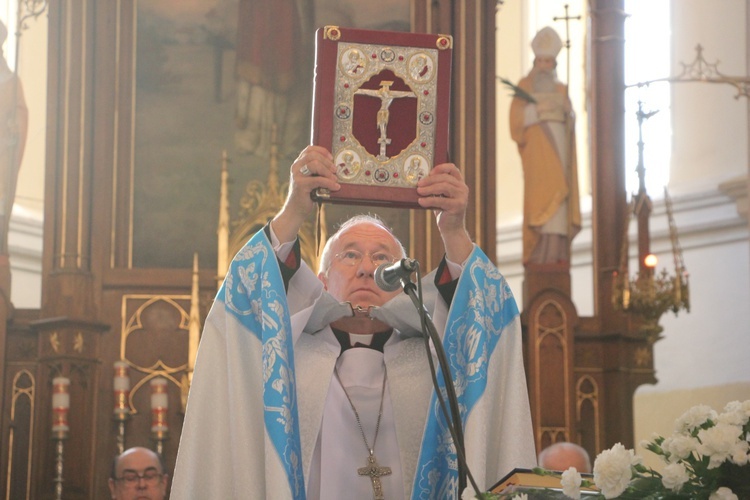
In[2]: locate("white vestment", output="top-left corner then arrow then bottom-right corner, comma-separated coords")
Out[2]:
171,230 -> 536,499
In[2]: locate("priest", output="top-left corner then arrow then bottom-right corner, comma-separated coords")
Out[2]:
171,145 -> 536,499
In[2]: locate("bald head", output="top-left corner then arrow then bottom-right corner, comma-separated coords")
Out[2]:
108,447 -> 168,500
538,442 -> 592,473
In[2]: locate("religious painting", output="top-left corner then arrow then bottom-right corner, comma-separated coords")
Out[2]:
130,0 -> 412,269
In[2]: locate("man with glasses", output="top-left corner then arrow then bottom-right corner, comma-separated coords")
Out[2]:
173,145 -> 536,499
109,446 -> 168,500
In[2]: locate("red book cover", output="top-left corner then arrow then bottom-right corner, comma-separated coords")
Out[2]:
310,26 -> 453,208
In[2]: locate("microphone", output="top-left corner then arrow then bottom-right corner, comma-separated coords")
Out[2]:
374,258 -> 418,292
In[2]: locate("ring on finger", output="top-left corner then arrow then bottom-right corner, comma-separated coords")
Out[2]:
299,165 -> 312,176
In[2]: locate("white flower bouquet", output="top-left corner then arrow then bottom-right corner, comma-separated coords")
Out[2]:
473,400 -> 750,500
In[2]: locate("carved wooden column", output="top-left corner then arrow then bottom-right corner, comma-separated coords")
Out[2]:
589,0 -> 628,322
588,0 -> 652,450
411,0 -> 497,267
35,1 -> 108,498
42,0 -> 98,317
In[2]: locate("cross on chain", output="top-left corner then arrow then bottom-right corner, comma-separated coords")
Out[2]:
355,81 -> 416,160
552,3 -> 582,81
358,453 -> 392,500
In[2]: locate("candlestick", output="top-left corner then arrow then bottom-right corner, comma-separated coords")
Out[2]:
113,361 -> 131,454
51,377 -> 69,500
150,377 -> 169,455
51,377 -> 70,438
53,438 -> 64,500
113,361 -> 131,419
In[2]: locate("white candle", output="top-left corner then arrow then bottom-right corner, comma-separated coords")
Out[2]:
150,377 -> 169,433
113,361 -> 130,417
52,377 -> 70,433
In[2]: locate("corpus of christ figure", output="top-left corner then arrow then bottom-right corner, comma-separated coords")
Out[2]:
355,80 -> 416,160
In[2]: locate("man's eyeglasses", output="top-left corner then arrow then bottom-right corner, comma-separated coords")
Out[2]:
113,470 -> 163,487
334,249 -> 396,267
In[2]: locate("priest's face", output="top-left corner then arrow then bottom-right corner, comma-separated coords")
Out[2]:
534,55 -> 557,72
319,222 -> 404,308
108,447 -> 168,500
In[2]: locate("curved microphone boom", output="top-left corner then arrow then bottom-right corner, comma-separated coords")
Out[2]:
374,258 -> 418,292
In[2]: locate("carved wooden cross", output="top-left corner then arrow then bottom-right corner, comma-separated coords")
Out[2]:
358,453 -> 392,500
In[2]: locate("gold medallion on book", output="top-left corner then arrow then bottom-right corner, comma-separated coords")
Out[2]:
311,26 -> 453,208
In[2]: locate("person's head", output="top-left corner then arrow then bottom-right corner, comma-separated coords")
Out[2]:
533,55 -> 557,73
108,446 -> 168,500
538,442 -> 592,473
318,215 -> 406,308
530,26 -> 562,81
530,56 -> 558,92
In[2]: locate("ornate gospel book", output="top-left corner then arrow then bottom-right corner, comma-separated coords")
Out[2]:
310,26 -> 453,208
490,468 -> 599,498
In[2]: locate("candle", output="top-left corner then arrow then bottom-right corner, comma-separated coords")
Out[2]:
113,361 -> 130,418
52,377 -> 70,434
150,377 -> 169,434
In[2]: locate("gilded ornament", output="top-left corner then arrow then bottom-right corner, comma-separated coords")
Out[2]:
436,35 -> 453,50
49,332 -> 60,353
74,332 -> 84,353
634,346 -> 652,367
324,25 -> 341,41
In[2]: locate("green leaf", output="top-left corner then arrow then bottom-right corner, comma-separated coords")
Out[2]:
499,77 -> 537,103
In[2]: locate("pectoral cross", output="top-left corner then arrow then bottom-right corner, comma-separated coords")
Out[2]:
358,453 -> 392,500
355,81 -> 416,160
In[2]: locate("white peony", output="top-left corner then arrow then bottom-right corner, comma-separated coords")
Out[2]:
560,467 -> 582,500
709,487 -> 739,500
593,443 -> 636,499
723,400 -> 750,420
717,405 -> 748,427
697,423 -> 748,469
661,462 -> 689,491
675,404 -> 718,433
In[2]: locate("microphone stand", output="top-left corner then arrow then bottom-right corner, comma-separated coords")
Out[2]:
397,270 -> 479,496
